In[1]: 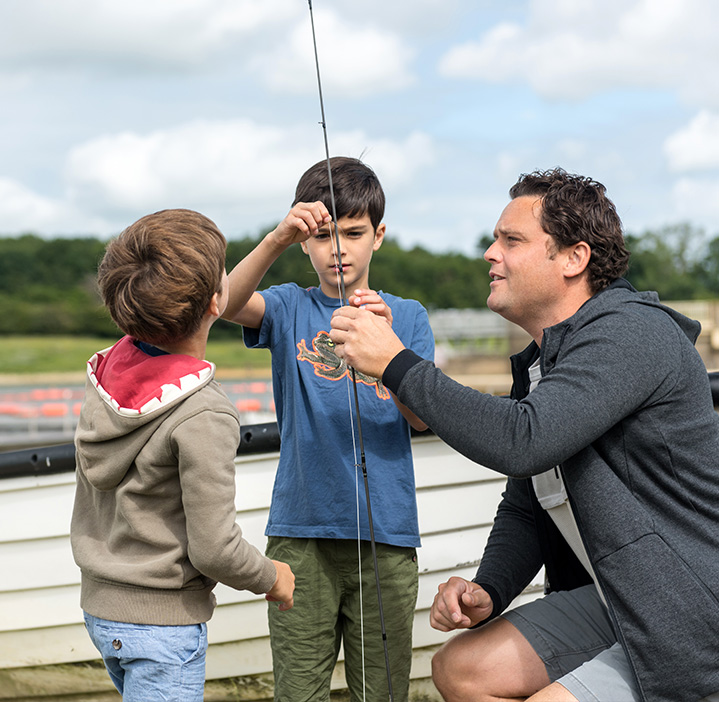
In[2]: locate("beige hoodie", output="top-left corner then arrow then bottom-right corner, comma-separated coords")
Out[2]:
71,336 -> 276,625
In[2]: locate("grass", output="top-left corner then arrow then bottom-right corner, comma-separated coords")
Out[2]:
0,335 -> 272,376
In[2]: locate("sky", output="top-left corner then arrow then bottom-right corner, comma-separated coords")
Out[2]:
1,0 -> 718,254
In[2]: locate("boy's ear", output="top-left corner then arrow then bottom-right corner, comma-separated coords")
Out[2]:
300,240 -> 310,255
207,291 -> 221,318
372,223 -> 386,252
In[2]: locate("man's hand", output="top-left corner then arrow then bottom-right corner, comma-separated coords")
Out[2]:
269,201 -> 331,248
330,305 -> 405,379
430,576 -> 494,632
349,288 -> 393,327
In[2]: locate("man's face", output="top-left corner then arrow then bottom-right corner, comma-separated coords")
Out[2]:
484,195 -> 568,335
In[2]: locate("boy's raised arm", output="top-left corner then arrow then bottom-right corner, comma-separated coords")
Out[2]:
222,202 -> 331,328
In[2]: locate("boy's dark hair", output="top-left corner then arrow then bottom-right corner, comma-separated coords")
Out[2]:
98,209 -> 226,346
510,168 -> 630,293
293,156 -> 385,230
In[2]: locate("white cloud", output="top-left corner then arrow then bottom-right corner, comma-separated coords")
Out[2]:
62,120 -> 436,232
0,178 -> 105,234
665,111 -> 719,172
350,133 -> 436,188
253,8 -> 415,97
438,0 -> 719,105
0,1 -> 415,100
671,177 -> 719,228
0,0 -> 300,72
64,120 -> 317,214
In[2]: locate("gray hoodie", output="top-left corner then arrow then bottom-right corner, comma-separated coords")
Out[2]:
384,280 -> 719,702
71,336 -> 276,625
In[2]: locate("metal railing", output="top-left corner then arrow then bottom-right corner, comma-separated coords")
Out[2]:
1,372 -> 718,480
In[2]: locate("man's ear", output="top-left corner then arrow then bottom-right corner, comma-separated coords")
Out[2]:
372,223 -> 386,252
564,241 -> 591,279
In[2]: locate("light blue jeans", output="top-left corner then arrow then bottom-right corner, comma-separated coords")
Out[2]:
83,612 -> 208,702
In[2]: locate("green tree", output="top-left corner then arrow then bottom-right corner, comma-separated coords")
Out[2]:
625,223 -> 712,300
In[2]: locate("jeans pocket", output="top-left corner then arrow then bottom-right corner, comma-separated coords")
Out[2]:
175,622 -> 208,665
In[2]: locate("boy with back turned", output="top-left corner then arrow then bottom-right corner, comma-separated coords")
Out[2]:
71,208 -> 294,702
222,157 -> 435,701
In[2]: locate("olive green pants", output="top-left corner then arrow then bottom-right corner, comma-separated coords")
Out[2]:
266,536 -> 418,702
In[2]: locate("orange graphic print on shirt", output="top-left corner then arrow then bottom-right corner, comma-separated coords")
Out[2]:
296,331 -> 390,399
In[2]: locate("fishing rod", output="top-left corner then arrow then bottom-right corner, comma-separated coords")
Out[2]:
306,2 -> 395,700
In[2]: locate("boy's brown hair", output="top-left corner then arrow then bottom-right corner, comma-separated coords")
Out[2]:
293,156 -> 385,230
98,209 -> 226,346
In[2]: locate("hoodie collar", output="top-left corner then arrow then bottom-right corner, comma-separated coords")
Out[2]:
88,336 -> 214,417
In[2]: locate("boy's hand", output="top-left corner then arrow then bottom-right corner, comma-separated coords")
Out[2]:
266,560 -> 295,611
349,289 -> 393,327
269,201 -> 331,248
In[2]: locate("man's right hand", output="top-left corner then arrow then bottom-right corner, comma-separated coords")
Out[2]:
266,560 -> 295,611
429,576 -> 494,632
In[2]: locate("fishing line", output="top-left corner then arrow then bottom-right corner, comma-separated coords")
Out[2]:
307,3 -> 394,700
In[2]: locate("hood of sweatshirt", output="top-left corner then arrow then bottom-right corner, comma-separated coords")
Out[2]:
74,335 -> 216,491
509,279 -> 702,387
539,278 -> 701,372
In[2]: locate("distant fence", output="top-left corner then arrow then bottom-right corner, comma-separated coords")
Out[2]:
429,302 -> 719,371
0,380 -> 276,452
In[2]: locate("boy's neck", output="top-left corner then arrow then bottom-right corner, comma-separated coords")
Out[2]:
152,321 -> 211,360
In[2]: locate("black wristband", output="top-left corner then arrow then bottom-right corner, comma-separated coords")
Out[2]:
469,580 -> 501,628
382,348 -> 424,395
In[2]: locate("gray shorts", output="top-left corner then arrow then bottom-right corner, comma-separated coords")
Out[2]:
502,585 -> 635,702
503,585 -> 719,702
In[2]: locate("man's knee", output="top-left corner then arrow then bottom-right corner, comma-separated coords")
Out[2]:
431,633 -> 483,701
431,618 -> 549,702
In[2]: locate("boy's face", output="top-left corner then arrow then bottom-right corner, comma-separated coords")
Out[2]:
301,214 -> 385,298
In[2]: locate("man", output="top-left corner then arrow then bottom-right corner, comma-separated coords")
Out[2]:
329,168 -> 719,702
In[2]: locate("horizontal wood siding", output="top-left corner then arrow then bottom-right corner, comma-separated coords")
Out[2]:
0,434 -> 534,700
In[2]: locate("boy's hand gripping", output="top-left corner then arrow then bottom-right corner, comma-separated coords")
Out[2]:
348,288 -> 393,327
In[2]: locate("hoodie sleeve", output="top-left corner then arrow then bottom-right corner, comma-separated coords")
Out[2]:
391,306 -> 686,477
171,406 -> 277,595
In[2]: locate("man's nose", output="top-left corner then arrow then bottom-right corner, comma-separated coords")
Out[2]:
484,241 -> 500,262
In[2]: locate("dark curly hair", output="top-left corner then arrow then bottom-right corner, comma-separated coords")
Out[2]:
510,168 -> 630,293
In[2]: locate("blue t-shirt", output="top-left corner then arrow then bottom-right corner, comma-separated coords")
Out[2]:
243,284 -> 435,547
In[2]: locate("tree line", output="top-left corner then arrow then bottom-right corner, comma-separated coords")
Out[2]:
1,222 -> 718,338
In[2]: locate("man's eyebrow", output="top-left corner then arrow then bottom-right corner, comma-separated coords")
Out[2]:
494,226 -> 524,238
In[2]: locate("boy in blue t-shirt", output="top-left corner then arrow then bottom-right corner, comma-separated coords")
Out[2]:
223,157 -> 434,701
